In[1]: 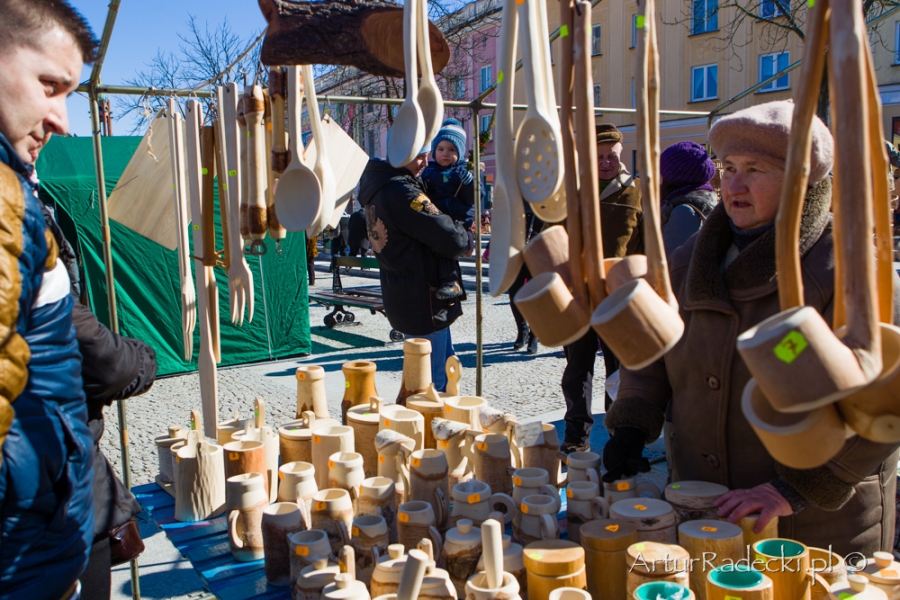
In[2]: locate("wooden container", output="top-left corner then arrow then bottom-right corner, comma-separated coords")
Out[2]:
441,519 -> 482,598
677,520 -> 744,600
408,448 -> 450,530
261,502 -> 307,586
522,225 -> 573,287
706,565 -> 774,600
296,364 -> 329,418
738,513 -> 779,546
609,498 -> 677,543
347,397 -> 382,479
223,439 -> 268,482
217,411 -> 251,445
279,412 -> 340,465
443,395 -> 487,431
626,542 -> 691,596
406,393 -> 444,450
225,472 -> 268,562
808,547 -> 848,588
396,338 -> 433,406
751,539 -> 810,600
311,425 -> 355,489
472,433 -> 514,496
523,540 -> 587,600
580,519 -> 639,600
633,581 -> 696,599
155,425 -> 186,486
521,423 -> 563,487
342,360 -> 378,423
664,480 -> 729,526
380,404 -> 426,452
514,271 -> 590,348
173,431 -> 226,522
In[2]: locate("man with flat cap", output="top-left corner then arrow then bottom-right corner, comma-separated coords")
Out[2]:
560,123 -> 643,453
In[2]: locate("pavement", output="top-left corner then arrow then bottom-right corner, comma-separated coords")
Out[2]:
102,239 -> 645,599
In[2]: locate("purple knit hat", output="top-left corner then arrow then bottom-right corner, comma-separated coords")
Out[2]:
660,141 -> 716,186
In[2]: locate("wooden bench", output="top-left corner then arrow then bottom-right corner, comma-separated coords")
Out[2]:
308,256 -> 405,341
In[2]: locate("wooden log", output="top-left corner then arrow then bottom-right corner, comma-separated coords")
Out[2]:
258,0 -> 450,78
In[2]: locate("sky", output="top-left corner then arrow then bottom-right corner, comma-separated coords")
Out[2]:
67,0 -> 269,137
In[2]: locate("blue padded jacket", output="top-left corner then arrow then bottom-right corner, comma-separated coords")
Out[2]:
0,133 -> 94,600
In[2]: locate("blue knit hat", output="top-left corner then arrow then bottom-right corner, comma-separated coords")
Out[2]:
431,118 -> 467,159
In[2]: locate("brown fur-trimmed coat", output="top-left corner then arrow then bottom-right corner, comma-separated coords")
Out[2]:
608,178 -> 900,555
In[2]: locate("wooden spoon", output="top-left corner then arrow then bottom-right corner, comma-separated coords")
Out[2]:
416,0 -> 443,144
488,0 -> 527,297
387,0 -> 426,168
302,64 -> 337,236
273,66 -> 322,233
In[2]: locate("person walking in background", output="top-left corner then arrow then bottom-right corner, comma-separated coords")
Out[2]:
358,139 -> 470,392
347,206 -> 371,257
659,141 -> 718,256
507,209 -> 545,354
560,123 -> 643,454
306,233 -> 318,286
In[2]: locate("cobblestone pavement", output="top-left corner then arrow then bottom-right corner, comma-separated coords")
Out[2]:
100,251 -> 607,484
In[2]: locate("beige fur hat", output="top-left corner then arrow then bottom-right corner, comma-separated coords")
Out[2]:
708,100 -> 834,185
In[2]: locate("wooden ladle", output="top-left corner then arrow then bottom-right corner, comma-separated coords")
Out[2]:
387,0 -> 426,168
737,0 -> 881,413
590,0 -> 684,370
273,67 -> 323,233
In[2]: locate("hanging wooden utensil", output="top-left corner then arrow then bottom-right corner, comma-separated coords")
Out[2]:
245,85 -> 269,255
386,0 -> 426,169
302,64 -> 337,236
590,0 -> 684,371
416,0 -> 443,144
267,68 -> 288,250
737,0 -> 880,413
237,97 -> 251,244
199,125 -> 221,363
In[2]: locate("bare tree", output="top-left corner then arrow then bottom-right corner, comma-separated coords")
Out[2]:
116,16 -> 265,133
666,0 -> 900,121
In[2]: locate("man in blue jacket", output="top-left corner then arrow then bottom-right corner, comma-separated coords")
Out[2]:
0,1 -> 99,598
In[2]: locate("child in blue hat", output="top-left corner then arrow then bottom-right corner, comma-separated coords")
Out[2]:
421,119 -> 476,300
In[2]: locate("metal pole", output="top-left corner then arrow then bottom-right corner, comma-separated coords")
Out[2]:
472,104 -> 483,396
90,87 -> 140,600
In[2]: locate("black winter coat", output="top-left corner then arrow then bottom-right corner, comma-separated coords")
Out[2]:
358,159 -> 470,335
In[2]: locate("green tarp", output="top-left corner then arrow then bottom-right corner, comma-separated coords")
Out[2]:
36,136 -> 311,376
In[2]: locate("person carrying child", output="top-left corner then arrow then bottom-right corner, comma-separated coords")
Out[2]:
422,119 -> 476,300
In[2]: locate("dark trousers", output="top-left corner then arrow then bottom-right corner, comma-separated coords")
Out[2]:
507,264 -> 531,331
80,536 -> 112,600
561,329 -> 620,446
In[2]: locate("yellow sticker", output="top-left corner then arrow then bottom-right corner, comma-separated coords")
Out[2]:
636,14 -> 646,29
521,504 -> 529,514
295,546 -> 309,556
885,569 -> 900,578
313,435 -> 321,443
379,455 -> 385,463
566,488 -> 574,498
477,442 -> 488,451
467,493 -> 482,504
345,382 -> 350,388
384,419 -> 391,427
411,458 -> 421,467
352,526 -> 360,537
528,553 -> 542,560
201,168 -> 209,175
774,330 -> 809,364
724,596 -> 743,600
636,543 -> 646,551
267,123 -> 273,131
513,477 -> 522,486
316,501 -> 327,510
229,452 -> 240,461
482,429 -> 489,435
635,504 -> 647,511
298,373 -> 307,380
439,440 -> 449,448
279,471 -> 284,480
616,481 -> 630,491
399,513 -> 409,523
497,71 -> 504,84
560,24 -> 569,37
605,524 -> 619,532
175,456 -> 181,464
329,460 -> 335,469
701,526 -> 718,532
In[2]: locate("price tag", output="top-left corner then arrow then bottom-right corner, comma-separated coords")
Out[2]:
514,422 -> 544,449
477,442 -> 488,451
513,477 -> 522,486
399,513 -> 409,523
316,502 -> 327,510
635,504 -> 647,511
352,526 -> 360,537
329,460 -> 335,469
566,488 -> 574,498
229,452 -> 240,461
439,440 -> 450,448
411,458 -> 421,467
616,481 -> 630,491
379,455 -> 385,463
295,546 -> 309,556
636,544 -> 646,551
605,524 -> 619,532
445,406 -> 452,413
279,471 -> 284,480
298,373 -> 306,380
313,435 -> 321,443
521,504 -> 529,514
528,552 -> 542,560
345,382 -> 350,388
701,526 -> 718,532
384,419 -> 391,427
175,456 -> 181,464
467,493 -> 481,504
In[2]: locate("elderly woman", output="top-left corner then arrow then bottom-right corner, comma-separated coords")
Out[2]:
602,100 -> 900,556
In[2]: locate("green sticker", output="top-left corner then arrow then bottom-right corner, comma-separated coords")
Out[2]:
808,0 -> 814,6
671,484 -> 680,489
193,225 -> 200,230
837,595 -> 853,600
497,71 -> 504,84
636,14 -> 646,29
222,184 -> 227,190
201,168 -> 209,175
559,24 -> 569,37
773,330 -> 809,364
247,131 -> 251,137
229,169 -> 237,177
254,409 -> 259,419
190,421 -> 195,430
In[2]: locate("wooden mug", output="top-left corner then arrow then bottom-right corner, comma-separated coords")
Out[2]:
380,404 -> 425,451
407,448 -> 450,531
633,581 -> 696,599
375,429 -> 416,506
432,417 -> 475,486
678,520 -> 744,600
310,425 -> 355,489
405,393 -> 444,450
604,477 -> 661,504
277,461 -> 317,522
514,271 -> 590,347
327,451 -> 365,508
514,493 -> 559,546
278,411 -> 340,465
296,364 -> 328,418
173,431 -> 226,522
311,488 -> 354,554
443,395 -> 487,431
358,476 -> 398,543
223,439 -> 267,482
565,451 -> 601,485
262,502 -> 308,586
521,423 -> 563,487
346,396 -> 382,478
226,472 -> 268,562
288,529 -> 333,575
604,255 -> 648,295
591,278 -> 685,371
472,433 -> 514,496
751,539 -> 811,600
564,481 -> 605,544
450,479 -> 516,526
397,500 -> 443,556
351,514 -> 390,585
706,565 -> 773,600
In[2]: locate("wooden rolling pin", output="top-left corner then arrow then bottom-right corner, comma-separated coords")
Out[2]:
266,68 -> 288,247
245,85 -> 269,252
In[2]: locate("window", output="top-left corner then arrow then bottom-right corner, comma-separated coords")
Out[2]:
630,15 -> 638,48
759,51 -> 790,92
691,64 -> 718,101
452,79 -> 466,100
592,24 -> 602,56
759,0 -> 787,19
593,84 -> 602,108
895,21 -> 900,64
481,115 -> 492,140
691,0 -> 718,35
632,150 -> 639,177
480,66 -> 492,93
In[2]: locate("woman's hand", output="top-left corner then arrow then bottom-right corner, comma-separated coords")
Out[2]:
715,483 -> 793,533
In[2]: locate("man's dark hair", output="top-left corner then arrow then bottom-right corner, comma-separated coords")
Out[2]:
0,0 -> 98,64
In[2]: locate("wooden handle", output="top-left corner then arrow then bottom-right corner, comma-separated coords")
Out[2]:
828,0 -> 881,370
199,126 -> 218,265
213,88 -> 232,269
775,0 -> 829,311
254,397 -> 266,428
237,95 -> 250,241
635,0 -> 675,307
268,67 -> 289,174
559,0 -> 587,309
264,86 -> 287,241
245,85 -> 269,240
863,36 -> 894,325
574,1 -> 605,307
